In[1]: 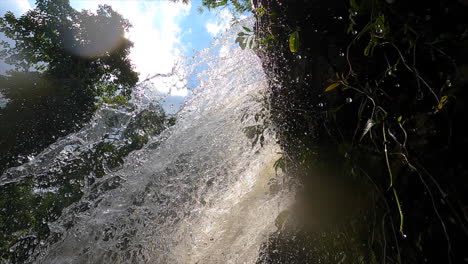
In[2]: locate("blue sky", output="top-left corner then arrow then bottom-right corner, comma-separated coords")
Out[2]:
0,0 -> 239,111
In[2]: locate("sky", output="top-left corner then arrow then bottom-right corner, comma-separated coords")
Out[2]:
0,0 -> 238,111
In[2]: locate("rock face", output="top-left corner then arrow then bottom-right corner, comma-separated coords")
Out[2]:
254,0 -> 357,159
254,0 -> 468,263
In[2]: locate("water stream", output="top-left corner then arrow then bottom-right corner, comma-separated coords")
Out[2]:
2,20 -> 292,263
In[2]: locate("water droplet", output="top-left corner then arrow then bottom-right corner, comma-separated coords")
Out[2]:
346,97 -> 353,103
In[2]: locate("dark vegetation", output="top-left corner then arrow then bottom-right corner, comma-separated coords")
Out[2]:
194,0 -> 468,262
245,0 -> 468,263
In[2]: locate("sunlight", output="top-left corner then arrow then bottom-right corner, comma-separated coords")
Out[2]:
71,0 -> 191,97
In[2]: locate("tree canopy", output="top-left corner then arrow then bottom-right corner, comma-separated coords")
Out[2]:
0,0 -> 139,172
0,0 -> 138,94
201,0 -> 251,13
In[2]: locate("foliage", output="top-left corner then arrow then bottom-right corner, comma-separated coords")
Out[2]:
241,93 -> 272,148
288,30 -> 299,53
200,0 -> 252,14
0,72 -> 92,172
235,26 -> 255,50
0,1 -> 138,91
0,0 -> 138,173
252,0 -> 468,262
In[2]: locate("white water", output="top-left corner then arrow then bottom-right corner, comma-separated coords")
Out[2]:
23,21 -> 292,263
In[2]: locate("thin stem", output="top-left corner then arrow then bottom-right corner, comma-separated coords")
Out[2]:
382,122 -> 393,189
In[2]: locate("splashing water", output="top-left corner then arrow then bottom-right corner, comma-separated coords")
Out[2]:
1,20 -> 292,263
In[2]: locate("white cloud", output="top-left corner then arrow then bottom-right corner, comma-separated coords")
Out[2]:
15,0 -> 32,13
72,0 -> 191,97
205,9 -> 234,36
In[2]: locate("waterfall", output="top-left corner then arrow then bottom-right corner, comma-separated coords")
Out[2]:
1,20 -> 292,263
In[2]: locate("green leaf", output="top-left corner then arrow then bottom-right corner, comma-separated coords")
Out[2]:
235,36 -> 244,44
242,26 -> 251,32
440,95 -> 448,103
289,31 -> 299,53
364,43 -> 371,56
248,38 -> 254,49
324,82 -> 341,92
437,95 -> 449,111
239,40 -> 247,50
255,7 -> 267,18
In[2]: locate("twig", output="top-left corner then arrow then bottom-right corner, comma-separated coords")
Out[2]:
382,122 -> 393,189
381,42 -> 440,103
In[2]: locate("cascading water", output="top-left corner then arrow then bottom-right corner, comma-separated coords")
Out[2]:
1,20 -> 292,263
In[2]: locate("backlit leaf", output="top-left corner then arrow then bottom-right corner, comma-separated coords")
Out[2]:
289,31 -> 299,53
437,95 -> 449,111
324,82 -> 341,92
